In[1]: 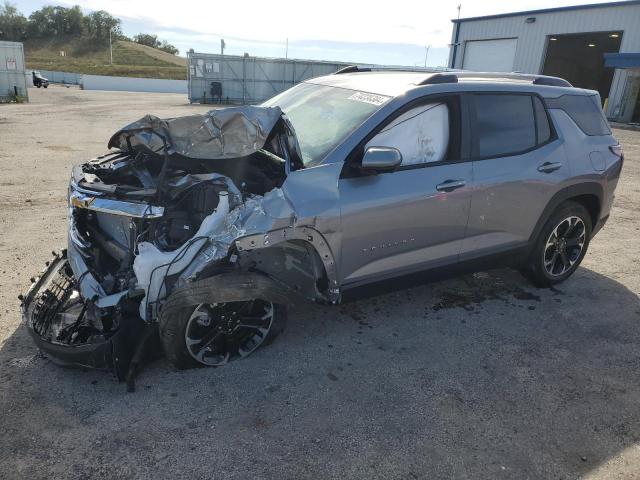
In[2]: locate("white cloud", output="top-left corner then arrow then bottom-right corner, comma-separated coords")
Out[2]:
35,0 -> 614,48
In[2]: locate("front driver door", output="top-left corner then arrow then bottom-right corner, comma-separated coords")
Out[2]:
338,95 -> 472,287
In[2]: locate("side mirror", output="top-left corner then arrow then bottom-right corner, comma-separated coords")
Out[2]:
360,147 -> 402,172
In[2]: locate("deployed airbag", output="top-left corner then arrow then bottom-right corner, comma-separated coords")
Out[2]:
107,106 -> 284,159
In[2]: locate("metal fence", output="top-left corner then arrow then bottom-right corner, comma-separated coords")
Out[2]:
187,51 -> 365,104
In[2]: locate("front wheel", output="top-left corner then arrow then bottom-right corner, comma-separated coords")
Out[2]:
522,201 -> 592,287
160,299 -> 287,369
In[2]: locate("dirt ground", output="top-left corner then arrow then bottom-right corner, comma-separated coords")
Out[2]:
1,85 -> 639,480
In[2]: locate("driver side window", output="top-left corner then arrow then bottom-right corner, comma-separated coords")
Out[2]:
364,103 -> 450,166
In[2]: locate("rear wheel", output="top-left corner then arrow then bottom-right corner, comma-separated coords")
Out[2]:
522,202 -> 592,287
160,299 -> 287,369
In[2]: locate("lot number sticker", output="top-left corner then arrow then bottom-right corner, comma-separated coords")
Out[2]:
348,91 -> 389,106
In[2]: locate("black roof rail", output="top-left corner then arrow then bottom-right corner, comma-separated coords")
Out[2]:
418,73 -> 458,85
335,66 -> 452,75
335,65 -> 370,74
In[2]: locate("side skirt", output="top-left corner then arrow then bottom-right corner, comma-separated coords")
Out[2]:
340,245 -> 531,303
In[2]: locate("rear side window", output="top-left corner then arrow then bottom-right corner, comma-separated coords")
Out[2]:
473,94 -> 536,158
545,94 -> 611,136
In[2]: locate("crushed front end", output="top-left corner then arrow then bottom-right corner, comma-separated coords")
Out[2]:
21,106 -> 306,384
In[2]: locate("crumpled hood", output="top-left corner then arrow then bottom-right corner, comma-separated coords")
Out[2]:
107,106 -> 285,159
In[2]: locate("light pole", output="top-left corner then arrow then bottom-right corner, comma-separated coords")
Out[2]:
424,45 -> 431,68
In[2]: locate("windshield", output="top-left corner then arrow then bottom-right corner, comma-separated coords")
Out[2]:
262,82 -> 390,166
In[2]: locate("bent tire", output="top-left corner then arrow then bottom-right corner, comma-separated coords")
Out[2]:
158,274 -> 288,369
523,201 -> 592,287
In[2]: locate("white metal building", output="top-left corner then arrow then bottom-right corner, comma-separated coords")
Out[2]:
448,0 -> 640,122
0,41 -> 28,103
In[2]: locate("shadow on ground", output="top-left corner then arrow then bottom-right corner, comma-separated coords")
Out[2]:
1,266 -> 639,479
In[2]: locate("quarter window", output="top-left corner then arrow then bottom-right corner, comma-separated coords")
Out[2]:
545,94 -> 611,136
473,94 -> 536,158
533,96 -> 552,144
365,103 -> 450,166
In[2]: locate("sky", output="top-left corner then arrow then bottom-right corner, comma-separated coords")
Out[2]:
12,0 -> 617,66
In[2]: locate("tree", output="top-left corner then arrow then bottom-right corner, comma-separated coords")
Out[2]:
134,34 -> 179,55
159,40 -> 179,55
0,1 -> 27,40
134,33 -> 160,48
85,10 -> 120,42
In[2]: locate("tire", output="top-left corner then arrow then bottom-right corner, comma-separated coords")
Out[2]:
522,201 -> 592,287
36,84 -> 41,88
159,296 -> 287,370
43,85 -> 48,89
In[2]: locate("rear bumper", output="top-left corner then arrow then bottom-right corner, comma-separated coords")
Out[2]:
21,251 -> 145,380
592,214 -> 610,238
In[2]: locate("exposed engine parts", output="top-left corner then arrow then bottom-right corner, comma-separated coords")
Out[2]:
20,106 -> 336,389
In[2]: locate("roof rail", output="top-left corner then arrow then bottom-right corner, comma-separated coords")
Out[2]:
333,67 -> 572,88
334,65 -> 370,74
334,65 -> 452,75
452,71 -> 572,87
418,73 -> 459,85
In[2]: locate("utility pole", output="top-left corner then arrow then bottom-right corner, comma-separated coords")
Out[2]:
285,38 -> 288,59
424,45 -> 430,68
109,28 -> 113,65
220,38 -> 226,55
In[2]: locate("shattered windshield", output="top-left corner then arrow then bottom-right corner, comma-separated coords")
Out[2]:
262,83 -> 390,166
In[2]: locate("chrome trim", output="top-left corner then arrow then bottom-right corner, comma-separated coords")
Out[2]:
69,191 -> 164,219
70,178 -> 105,196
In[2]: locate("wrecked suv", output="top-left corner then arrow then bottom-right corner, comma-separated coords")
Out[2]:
21,69 -> 623,385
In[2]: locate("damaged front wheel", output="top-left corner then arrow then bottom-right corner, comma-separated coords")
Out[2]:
161,298 -> 287,369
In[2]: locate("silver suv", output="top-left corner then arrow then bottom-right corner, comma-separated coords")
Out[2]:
21,69 -> 623,387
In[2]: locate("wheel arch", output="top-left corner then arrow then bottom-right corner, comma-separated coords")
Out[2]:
529,182 -> 603,245
234,226 -> 340,303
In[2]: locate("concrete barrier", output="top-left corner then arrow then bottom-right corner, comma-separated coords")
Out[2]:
81,74 -> 187,94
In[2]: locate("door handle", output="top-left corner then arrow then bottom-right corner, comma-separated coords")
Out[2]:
537,161 -> 562,173
436,179 -> 466,192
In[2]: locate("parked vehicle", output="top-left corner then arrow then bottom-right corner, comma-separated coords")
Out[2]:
32,71 -> 49,88
21,69 -> 623,387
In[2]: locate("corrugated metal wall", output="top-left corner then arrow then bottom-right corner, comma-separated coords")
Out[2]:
448,2 -> 640,119
187,52 -> 360,104
0,41 -> 28,102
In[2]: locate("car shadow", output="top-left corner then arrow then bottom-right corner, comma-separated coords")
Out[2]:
1,266 -> 639,479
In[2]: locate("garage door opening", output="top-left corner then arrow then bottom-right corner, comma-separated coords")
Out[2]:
542,31 -> 623,103
462,38 -> 518,73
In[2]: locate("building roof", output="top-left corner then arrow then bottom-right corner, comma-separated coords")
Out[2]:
452,0 -> 640,23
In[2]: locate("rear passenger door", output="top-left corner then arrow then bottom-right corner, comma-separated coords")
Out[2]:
461,93 -> 568,259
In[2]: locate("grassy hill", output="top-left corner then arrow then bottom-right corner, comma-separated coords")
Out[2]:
25,37 -> 187,79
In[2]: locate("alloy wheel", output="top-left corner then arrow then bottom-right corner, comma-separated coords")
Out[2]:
543,216 -> 586,277
184,300 -> 274,366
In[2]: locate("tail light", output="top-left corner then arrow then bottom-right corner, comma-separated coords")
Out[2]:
609,144 -> 623,159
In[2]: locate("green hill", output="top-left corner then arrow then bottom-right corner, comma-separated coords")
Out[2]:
25,37 -> 187,79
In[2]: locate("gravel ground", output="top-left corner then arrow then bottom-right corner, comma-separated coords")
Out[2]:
1,85 -> 639,480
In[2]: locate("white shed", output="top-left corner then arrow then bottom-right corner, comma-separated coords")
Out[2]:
0,41 -> 28,103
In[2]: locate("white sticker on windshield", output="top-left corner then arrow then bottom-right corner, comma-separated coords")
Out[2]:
348,92 -> 389,106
